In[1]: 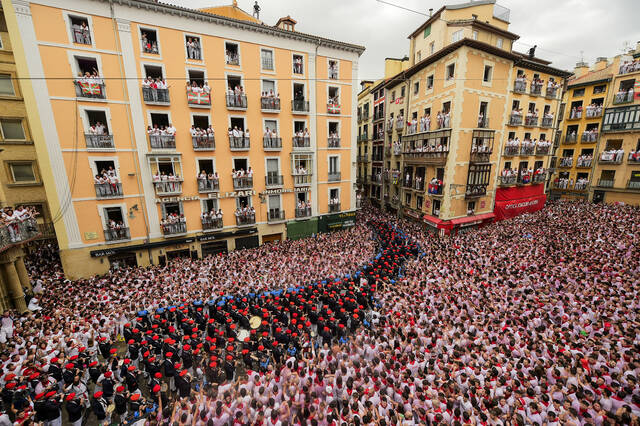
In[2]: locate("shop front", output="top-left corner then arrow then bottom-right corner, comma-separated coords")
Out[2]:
494,184 -> 546,221
318,211 -> 356,233
235,235 -> 259,250
262,233 -> 282,244
286,218 -> 318,240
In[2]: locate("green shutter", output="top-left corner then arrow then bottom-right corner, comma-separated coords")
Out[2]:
423,25 -> 431,38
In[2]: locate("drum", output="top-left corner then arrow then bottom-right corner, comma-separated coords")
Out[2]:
237,329 -> 250,342
249,316 -> 262,329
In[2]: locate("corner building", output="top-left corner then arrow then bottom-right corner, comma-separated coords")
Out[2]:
3,0 -> 363,277
371,0 -> 570,232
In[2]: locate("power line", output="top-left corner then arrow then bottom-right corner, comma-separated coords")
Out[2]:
375,0 -> 429,16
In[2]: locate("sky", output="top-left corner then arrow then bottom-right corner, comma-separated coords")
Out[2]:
166,0 -> 640,83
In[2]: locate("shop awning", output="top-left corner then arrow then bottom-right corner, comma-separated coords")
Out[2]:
450,212 -> 496,226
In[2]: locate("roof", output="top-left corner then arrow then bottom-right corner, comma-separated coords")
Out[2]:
109,0 -> 365,54
401,38 -> 571,80
199,2 -> 260,24
275,15 -> 297,26
408,0 -> 498,39
567,65 -> 615,89
447,19 -> 519,41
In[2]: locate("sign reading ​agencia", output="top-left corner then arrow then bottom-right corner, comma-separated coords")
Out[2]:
155,195 -> 200,203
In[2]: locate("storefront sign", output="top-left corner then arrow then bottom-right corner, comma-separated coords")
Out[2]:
207,190 -> 256,199
260,187 -> 311,196
90,237 -> 195,257
403,208 -> 422,220
318,211 -> 356,233
155,196 -> 200,203
196,227 -> 257,242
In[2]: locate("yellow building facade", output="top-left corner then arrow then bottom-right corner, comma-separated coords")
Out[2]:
3,0 -> 363,278
371,0 -> 569,232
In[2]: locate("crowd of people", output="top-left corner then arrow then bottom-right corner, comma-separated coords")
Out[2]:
0,206 -> 39,247
3,200 -> 640,425
503,138 -> 550,156
619,58 -> 640,75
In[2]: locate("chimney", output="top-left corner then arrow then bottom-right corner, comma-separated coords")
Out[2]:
573,61 -> 589,78
429,8 -> 433,17
594,57 -> 608,71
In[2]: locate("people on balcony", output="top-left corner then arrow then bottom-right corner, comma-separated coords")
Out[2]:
615,87 -> 634,103
500,168 -> 517,182
525,109 -> 539,125
505,138 -> 520,154
296,200 -> 311,212
141,32 -> 158,54
75,69 -> 104,97
392,141 -> 402,155
263,127 -> 279,148
387,117 -> 394,130
629,150 -> 640,162
201,209 -> 222,228
542,111 -> 554,124
71,20 -> 91,44
582,128 -> 598,143
419,113 -> 431,132
428,177 -> 442,194
94,167 -> 120,197
413,175 -> 423,190
569,106 -> 583,119
141,76 -> 169,101
533,166 -> 546,180
510,107 -> 523,122
190,125 -> 214,143
619,58 -> 640,74
574,177 -> 589,190
1,205 -> 39,244
585,103 -> 603,118
471,140 -> 491,154
396,115 -> 404,128
294,165 -> 308,175
521,138 -> 536,154
147,124 -> 176,148
227,85 -> 246,107
600,149 -> 624,163
577,154 -> 593,167
152,171 -> 181,192
546,79 -> 561,94
293,56 -> 303,74
186,80 -> 211,104
514,74 -> 527,91
554,177 -> 572,189
225,49 -> 239,65
235,206 -> 255,223
535,139 -> 551,153
407,117 -> 418,134
328,197 -> 340,208
436,110 -> 450,129
87,121 -> 108,142
530,76 -> 544,92
106,218 -> 127,240
261,90 -> 280,109
185,37 -> 201,60
328,131 -> 340,147
160,213 -> 186,234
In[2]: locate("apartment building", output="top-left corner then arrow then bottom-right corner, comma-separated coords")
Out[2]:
356,80 -> 373,201
549,58 -> 616,200
366,0 -> 569,233
2,0 -> 363,277
591,44 -> 640,205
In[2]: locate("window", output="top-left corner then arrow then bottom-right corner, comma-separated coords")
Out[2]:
496,38 -> 503,48
391,91 -> 396,102
140,28 -> 159,54
0,119 -> 26,140
423,25 -> 431,38
416,51 -> 421,62
472,30 -> 478,40
329,156 -> 338,174
451,30 -> 463,43
401,86 -> 405,98
185,35 -> 202,60
467,201 -> 476,213
328,60 -> 339,79
261,49 -> 274,70
9,163 -> 36,183
446,64 -> 455,80
483,65 -> 492,83
573,88 -> 585,97
69,15 -> 91,45
427,75 -> 434,90
432,199 -> 440,216
429,42 -> 435,55
293,54 -> 304,74
593,85 -> 606,95
0,75 -> 15,96
225,42 -> 240,65
414,82 -> 420,95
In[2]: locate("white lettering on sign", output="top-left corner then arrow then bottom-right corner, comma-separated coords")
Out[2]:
504,199 -> 540,210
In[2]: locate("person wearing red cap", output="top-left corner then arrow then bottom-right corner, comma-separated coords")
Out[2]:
65,392 -> 84,426
92,390 -> 109,425
113,385 -> 128,422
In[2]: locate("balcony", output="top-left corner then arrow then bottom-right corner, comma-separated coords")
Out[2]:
95,182 -> 123,199
581,132 -> 598,143
292,136 -> 311,150
524,115 -> 539,127
267,209 -> 286,223
202,217 -> 223,231
613,91 -> 634,105
598,179 -> 615,188
576,158 -> 592,168
384,146 -> 391,157
37,222 -> 56,239
373,110 -> 385,121
328,172 -> 341,182
263,137 -> 282,151
393,144 -> 402,155
465,184 -> 487,198
509,114 -> 522,126
513,80 -> 527,93
627,180 -> 640,190
0,218 -> 40,250
153,180 -> 183,195
292,173 -> 312,186
619,61 -> 640,75
412,179 -> 425,192
599,151 -> 623,164
565,134 -> 577,144
470,146 -> 492,163
532,173 -> 546,184
427,182 -> 443,195
233,176 -> 253,190
142,87 -> 170,105
229,136 -> 250,151
85,134 -> 114,149
148,134 -> 176,150
104,227 -> 130,242
295,206 -> 312,218
545,87 -> 558,99
74,80 -> 105,99
187,89 -> 211,107
162,221 -> 187,236
226,94 -> 247,110
535,145 -> 551,156
541,116 -> 553,128
403,149 -> 450,165
558,157 -> 573,168
371,174 -> 382,184
395,119 -> 405,131
628,153 -> 640,164
328,137 -> 341,148
327,103 -> 341,114
197,178 -> 219,193
192,135 -> 215,151
292,100 -> 309,114
520,145 -> 535,156
236,214 -> 256,227
585,107 -> 603,119
568,110 -> 582,120
357,154 -> 369,162
530,82 -> 543,96
357,134 -> 369,143
265,174 -> 284,188
477,116 -> 489,129
261,97 -> 281,112
328,203 -> 341,213
503,145 -> 520,156
499,175 -> 517,186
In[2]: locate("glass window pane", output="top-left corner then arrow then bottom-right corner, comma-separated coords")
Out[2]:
1,120 -> 25,139
11,163 -> 35,182
0,75 -> 15,95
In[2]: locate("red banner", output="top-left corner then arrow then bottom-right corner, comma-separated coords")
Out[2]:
494,194 -> 546,220
495,183 -> 543,201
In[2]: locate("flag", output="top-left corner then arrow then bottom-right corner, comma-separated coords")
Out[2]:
327,103 -> 341,114
78,81 -> 101,96
187,90 -> 211,105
